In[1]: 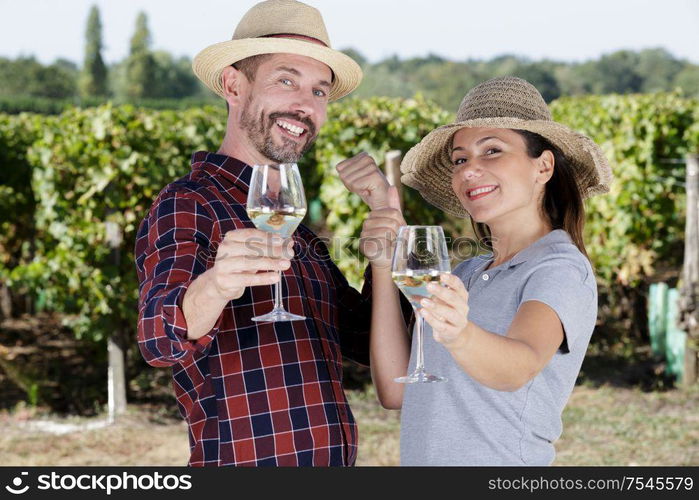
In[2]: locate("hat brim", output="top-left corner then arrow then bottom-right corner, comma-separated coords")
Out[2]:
400,117 -> 613,218
192,38 -> 363,102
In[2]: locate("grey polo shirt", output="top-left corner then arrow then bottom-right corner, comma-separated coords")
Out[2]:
399,229 -> 598,466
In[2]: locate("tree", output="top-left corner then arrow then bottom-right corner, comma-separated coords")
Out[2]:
489,55 -> 523,78
636,48 -> 683,93
413,61 -> 478,111
554,64 -> 586,96
42,60 -> 79,99
511,61 -> 561,102
151,52 -> 199,98
79,5 -> 108,97
674,65 -> 699,98
590,50 -> 643,94
0,57 -> 41,96
340,48 -> 367,68
124,12 -> 157,99
354,64 -> 417,101
0,57 -> 77,99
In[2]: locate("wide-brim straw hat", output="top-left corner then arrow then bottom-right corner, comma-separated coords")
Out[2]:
401,76 -> 613,218
192,0 -> 363,102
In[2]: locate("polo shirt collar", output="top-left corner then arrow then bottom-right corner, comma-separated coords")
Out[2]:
191,151 -> 252,194
475,229 -> 571,273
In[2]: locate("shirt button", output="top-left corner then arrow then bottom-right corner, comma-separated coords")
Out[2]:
482,274 -> 489,281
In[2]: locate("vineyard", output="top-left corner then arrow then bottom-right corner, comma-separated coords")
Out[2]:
0,92 -> 698,431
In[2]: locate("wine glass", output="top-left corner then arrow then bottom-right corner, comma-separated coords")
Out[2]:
246,163 -> 307,322
392,225 -> 450,383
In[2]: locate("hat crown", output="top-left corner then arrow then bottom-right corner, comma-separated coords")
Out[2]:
456,76 -> 551,122
232,0 -> 331,47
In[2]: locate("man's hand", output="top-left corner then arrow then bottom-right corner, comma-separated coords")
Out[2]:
183,228 -> 294,341
336,152 -> 391,210
359,186 -> 405,268
207,228 -> 294,302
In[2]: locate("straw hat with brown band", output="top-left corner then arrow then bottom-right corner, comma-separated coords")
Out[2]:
400,76 -> 614,218
192,0 -> 363,102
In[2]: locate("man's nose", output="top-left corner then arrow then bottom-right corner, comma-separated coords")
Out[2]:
290,90 -> 316,117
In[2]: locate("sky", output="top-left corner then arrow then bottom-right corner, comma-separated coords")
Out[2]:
0,0 -> 698,65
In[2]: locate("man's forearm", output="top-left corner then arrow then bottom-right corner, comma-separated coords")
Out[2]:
182,269 -> 229,340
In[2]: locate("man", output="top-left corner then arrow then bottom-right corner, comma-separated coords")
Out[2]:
135,0 -> 404,466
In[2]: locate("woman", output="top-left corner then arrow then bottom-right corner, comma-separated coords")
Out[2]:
359,77 -> 613,465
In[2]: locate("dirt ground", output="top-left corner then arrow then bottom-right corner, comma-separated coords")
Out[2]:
1,384 -> 698,466
1,313 -> 698,466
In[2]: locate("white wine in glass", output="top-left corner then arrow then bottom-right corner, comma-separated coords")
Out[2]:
247,207 -> 307,239
392,270 -> 442,309
246,163 -> 307,322
392,225 -> 450,383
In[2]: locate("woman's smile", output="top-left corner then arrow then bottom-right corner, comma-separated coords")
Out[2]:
466,184 -> 499,201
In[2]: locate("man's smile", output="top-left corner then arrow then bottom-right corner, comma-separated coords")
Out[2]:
275,118 -> 307,139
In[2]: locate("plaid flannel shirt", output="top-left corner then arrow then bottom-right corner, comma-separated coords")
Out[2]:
135,151 -> 404,466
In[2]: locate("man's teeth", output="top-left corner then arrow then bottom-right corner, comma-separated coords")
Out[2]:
277,120 -> 304,137
469,186 -> 497,197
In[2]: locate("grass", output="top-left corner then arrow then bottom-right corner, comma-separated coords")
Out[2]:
4,311 -> 696,465
1,383 -> 698,466
347,387 -> 402,466
0,403 -> 189,466
554,384 -> 699,465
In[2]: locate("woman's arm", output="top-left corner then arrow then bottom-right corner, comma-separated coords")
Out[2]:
368,264 -> 411,408
335,154 -> 413,408
358,188 -> 411,409
420,274 -> 563,392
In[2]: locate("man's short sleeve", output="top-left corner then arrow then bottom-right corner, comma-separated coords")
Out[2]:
519,256 -> 597,352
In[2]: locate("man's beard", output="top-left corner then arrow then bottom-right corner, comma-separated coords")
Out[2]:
240,100 -> 317,164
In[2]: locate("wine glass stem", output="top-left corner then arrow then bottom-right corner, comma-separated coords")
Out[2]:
274,270 -> 284,311
414,311 -> 426,374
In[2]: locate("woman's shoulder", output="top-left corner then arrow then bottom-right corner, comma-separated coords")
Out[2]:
520,231 -> 597,301
526,230 -> 593,275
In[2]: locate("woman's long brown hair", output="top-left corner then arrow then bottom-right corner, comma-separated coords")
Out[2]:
469,129 -> 588,259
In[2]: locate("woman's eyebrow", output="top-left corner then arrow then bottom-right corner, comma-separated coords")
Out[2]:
475,136 -> 501,145
451,136 -> 503,153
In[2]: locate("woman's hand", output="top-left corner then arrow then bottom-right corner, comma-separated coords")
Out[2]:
420,273 -> 470,347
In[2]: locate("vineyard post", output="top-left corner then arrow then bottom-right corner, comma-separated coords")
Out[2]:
105,212 -> 127,420
384,150 -> 403,210
680,154 -> 699,386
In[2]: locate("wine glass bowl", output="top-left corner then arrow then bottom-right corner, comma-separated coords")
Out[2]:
392,225 -> 450,383
246,163 -> 307,322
